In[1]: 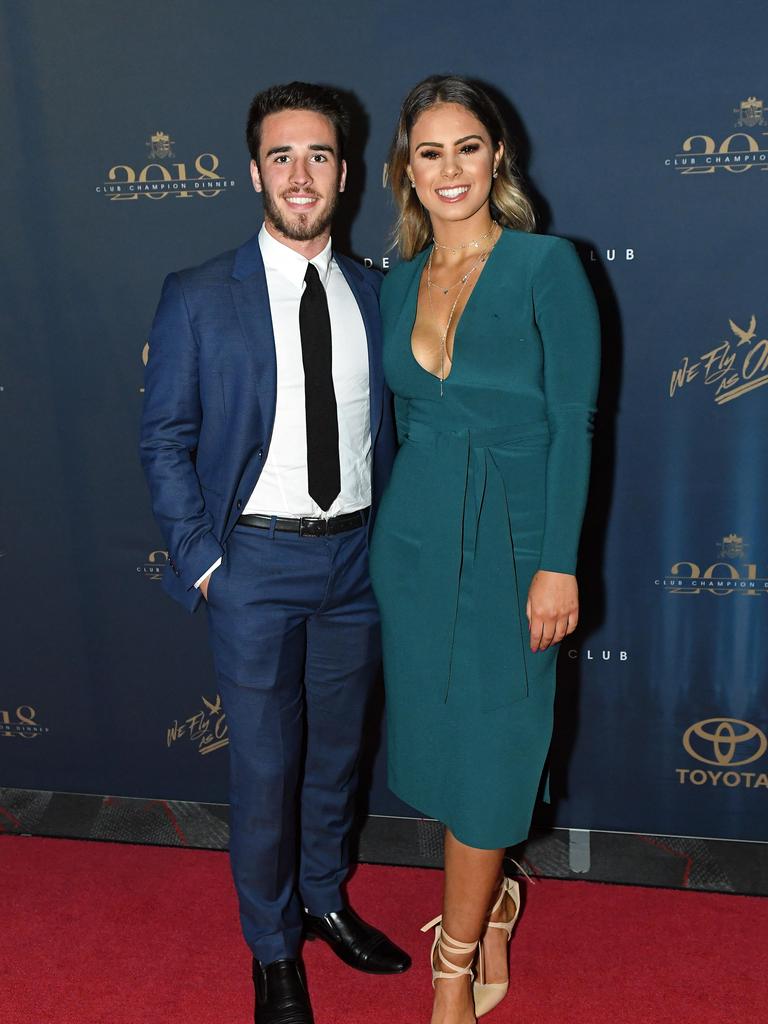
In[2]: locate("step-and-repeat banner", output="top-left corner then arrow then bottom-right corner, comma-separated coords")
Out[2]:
2,2 -> 766,842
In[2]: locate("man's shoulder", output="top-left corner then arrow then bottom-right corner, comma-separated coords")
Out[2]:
169,231 -> 267,292
334,251 -> 383,296
172,246 -> 239,290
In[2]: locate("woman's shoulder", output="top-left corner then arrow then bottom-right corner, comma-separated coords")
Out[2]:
497,227 -> 574,258
380,249 -> 427,300
494,230 -> 583,286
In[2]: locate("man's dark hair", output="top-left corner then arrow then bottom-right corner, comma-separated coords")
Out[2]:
246,82 -> 351,164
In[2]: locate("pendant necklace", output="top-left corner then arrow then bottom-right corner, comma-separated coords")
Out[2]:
426,223 -> 499,396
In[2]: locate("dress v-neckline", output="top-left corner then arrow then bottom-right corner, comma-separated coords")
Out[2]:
407,236 -> 499,386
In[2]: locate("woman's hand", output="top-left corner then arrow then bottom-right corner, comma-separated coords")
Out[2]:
526,570 -> 578,652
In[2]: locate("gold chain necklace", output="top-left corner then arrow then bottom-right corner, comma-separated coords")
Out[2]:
426,223 -> 499,396
432,222 -> 496,256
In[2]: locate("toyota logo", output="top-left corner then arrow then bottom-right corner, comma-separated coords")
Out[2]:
683,718 -> 767,766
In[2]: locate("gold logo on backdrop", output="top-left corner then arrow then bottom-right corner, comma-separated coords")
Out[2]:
734,97 -> 766,129
668,315 -> 768,405
0,705 -> 48,739
676,718 -> 768,788
137,549 -> 168,581
683,719 -> 767,766
96,131 -> 236,200
718,534 -> 746,559
665,97 -> 768,173
655,534 -> 768,596
167,695 -> 228,756
146,130 -> 175,160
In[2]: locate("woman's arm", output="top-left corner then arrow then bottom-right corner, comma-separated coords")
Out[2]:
527,238 -> 601,650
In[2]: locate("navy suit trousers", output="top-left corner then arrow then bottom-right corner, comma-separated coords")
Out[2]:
205,520 -> 380,963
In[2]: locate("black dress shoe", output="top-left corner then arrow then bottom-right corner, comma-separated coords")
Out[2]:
252,959 -> 313,1024
304,906 -> 411,975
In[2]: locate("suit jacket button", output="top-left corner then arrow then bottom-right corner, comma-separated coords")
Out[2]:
258,450 -> 263,458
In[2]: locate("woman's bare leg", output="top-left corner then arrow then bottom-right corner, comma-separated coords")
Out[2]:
430,829 -> 505,1024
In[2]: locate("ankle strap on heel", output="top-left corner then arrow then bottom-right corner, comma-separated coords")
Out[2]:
422,917 -> 479,986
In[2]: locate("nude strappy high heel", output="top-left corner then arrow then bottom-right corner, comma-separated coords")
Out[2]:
421,915 -> 479,1017
472,876 -> 521,1017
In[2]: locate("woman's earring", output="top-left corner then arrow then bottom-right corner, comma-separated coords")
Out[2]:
410,178 -> 416,188
492,168 -> 498,179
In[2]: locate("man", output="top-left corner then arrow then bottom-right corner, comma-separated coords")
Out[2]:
140,82 -> 407,1024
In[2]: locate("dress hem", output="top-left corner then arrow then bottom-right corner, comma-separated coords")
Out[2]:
388,778 -> 533,852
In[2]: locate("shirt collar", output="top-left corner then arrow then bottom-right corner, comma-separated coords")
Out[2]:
258,223 -> 333,290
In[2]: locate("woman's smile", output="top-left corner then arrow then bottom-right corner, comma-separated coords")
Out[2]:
434,184 -> 471,202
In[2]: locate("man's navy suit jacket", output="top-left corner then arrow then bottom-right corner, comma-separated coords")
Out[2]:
139,231 -> 397,613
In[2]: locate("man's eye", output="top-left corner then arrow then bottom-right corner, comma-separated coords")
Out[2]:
311,154 -> 328,162
274,155 -> 290,164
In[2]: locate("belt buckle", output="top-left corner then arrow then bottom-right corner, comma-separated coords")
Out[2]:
299,517 -> 325,537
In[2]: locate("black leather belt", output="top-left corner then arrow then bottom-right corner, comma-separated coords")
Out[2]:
237,507 -> 370,537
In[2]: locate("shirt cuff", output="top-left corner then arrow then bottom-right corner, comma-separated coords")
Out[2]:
194,558 -> 222,589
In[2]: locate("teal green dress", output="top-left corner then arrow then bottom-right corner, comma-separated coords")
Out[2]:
369,229 -> 601,850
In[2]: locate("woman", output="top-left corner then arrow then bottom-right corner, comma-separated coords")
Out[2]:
369,75 -> 600,1024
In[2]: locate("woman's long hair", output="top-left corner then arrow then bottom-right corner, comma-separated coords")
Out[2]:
388,75 -> 536,260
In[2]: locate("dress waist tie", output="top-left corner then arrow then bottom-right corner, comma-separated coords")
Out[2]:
402,419 -> 550,708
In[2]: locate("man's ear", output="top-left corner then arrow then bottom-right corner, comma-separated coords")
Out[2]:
250,158 -> 263,193
339,158 -> 347,194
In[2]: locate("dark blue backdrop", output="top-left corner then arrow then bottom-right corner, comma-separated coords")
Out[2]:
2,1 -> 766,841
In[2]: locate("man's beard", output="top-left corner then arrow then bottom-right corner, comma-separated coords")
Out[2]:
262,184 -> 340,242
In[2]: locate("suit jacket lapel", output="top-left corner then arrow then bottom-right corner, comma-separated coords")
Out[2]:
230,233 -> 278,395
335,253 -> 383,445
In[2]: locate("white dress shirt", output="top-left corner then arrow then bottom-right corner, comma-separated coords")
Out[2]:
195,224 -> 371,588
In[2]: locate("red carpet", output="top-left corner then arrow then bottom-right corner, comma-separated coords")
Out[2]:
2,836 -> 765,1024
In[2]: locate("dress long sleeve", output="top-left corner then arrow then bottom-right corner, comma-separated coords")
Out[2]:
533,239 -> 601,574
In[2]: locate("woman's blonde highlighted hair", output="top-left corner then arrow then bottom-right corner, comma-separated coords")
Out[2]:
388,75 -> 536,260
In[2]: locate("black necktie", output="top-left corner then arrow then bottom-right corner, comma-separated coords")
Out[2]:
299,262 -> 341,511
